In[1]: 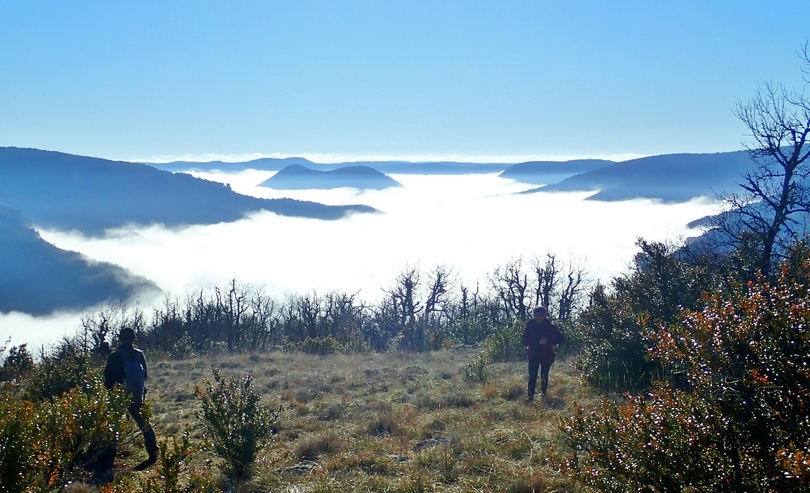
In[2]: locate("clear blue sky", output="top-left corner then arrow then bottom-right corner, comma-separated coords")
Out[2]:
1,1 -> 808,163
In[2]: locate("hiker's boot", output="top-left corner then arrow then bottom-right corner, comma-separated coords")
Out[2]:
133,457 -> 157,471
134,426 -> 158,471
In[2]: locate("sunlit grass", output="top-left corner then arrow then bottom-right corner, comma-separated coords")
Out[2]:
123,348 -> 597,491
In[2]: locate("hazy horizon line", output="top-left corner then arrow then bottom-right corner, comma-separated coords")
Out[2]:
4,145 -> 742,166
129,151 -> 649,165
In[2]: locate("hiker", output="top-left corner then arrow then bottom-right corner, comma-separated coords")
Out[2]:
521,306 -> 565,402
104,327 -> 158,470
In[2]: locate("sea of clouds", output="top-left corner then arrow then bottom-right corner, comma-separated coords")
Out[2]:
3,171 -> 720,350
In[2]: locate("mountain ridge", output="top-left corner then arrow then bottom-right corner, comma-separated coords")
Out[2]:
499,159 -> 614,185
0,147 -> 378,237
519,150 -> 753,203
260,164 -> 403,190
0,205 -> 159,315
150,157 -> 511,175
149,151 -> 755,203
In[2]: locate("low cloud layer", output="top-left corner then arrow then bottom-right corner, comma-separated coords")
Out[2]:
3,171 -> 718,350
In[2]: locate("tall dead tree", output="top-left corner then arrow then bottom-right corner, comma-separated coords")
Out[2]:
423,264 -> 454,321
718,44 -> 810,278
489,258 -> 530,321
386,265 -> 421,328
557,259 -> 588,320
532,253 -> 559,311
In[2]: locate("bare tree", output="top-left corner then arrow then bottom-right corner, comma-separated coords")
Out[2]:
490,254 -> 589,322
284,291 -> 324,341
215,279 -> 250,351
718,44 -> 810,277
532,253 -> 559,311
380,264 -> 456,350
530,253 -> 589,321
385,264 -> 421,328
556,257 -> 589,320
488,257 -> 531,321
322,290 -> 366,349
423,264 -> 454,322
80,301 -> 145,356
420,264 -> 456,347
245,287 -> 280,350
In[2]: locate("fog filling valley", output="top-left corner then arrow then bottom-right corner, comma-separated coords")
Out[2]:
3,171 -> 720,350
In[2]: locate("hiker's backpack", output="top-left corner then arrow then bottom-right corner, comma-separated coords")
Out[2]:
120,348 -> 146,401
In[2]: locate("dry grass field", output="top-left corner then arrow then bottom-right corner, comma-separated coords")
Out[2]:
108,348 -> 599,492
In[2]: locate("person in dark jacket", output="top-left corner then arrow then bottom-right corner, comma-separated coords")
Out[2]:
521,306 -> 565,402
104,327 -> 158,471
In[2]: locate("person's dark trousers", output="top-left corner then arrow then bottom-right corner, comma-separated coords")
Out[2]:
527,356 -> 541,401
539,362 -> 551,396
129,402 -> 158,470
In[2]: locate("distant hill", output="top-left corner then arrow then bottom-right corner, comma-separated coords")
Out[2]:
499,159 -> 613,185
523,151 -> 754,203
0,147 -> 378,237
0,206 -> 159,315
259,164 -> 403,190
152,157 -> 510,175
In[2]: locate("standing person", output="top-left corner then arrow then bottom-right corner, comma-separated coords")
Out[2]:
104,327 -> 158,471
522,306 -> 565,402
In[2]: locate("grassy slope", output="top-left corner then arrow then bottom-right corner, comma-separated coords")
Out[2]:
131,349 -> 597,492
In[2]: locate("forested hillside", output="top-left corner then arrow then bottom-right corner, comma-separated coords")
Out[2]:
0,205 -> 158,314
527,150 -> 753,202
0,147 -> 377,237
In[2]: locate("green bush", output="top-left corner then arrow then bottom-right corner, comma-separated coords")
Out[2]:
105,431 -> 222,493
0,343 -> 34,382
0,394 -> 41,493
300,336 -> 341,355
554,319 -> 583,359
463,322 -> 527,385
0,371 -> 131,492
572,240 -> 719,393
27,346 -> 93,402
556,255 -> 810,491
38,371 -> 132,482
463,351 -> 489,383
572,282 -> 664,393
558,385 -> 726,492
195,368 -> 280,481
481,323 -> 524,363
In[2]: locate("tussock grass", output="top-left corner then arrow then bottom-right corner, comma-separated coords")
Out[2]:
121,348 -> 597,491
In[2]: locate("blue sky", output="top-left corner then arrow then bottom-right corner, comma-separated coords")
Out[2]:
1,1 -> 808,163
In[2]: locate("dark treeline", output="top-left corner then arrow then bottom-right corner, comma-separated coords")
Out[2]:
73,254 -> 589,359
